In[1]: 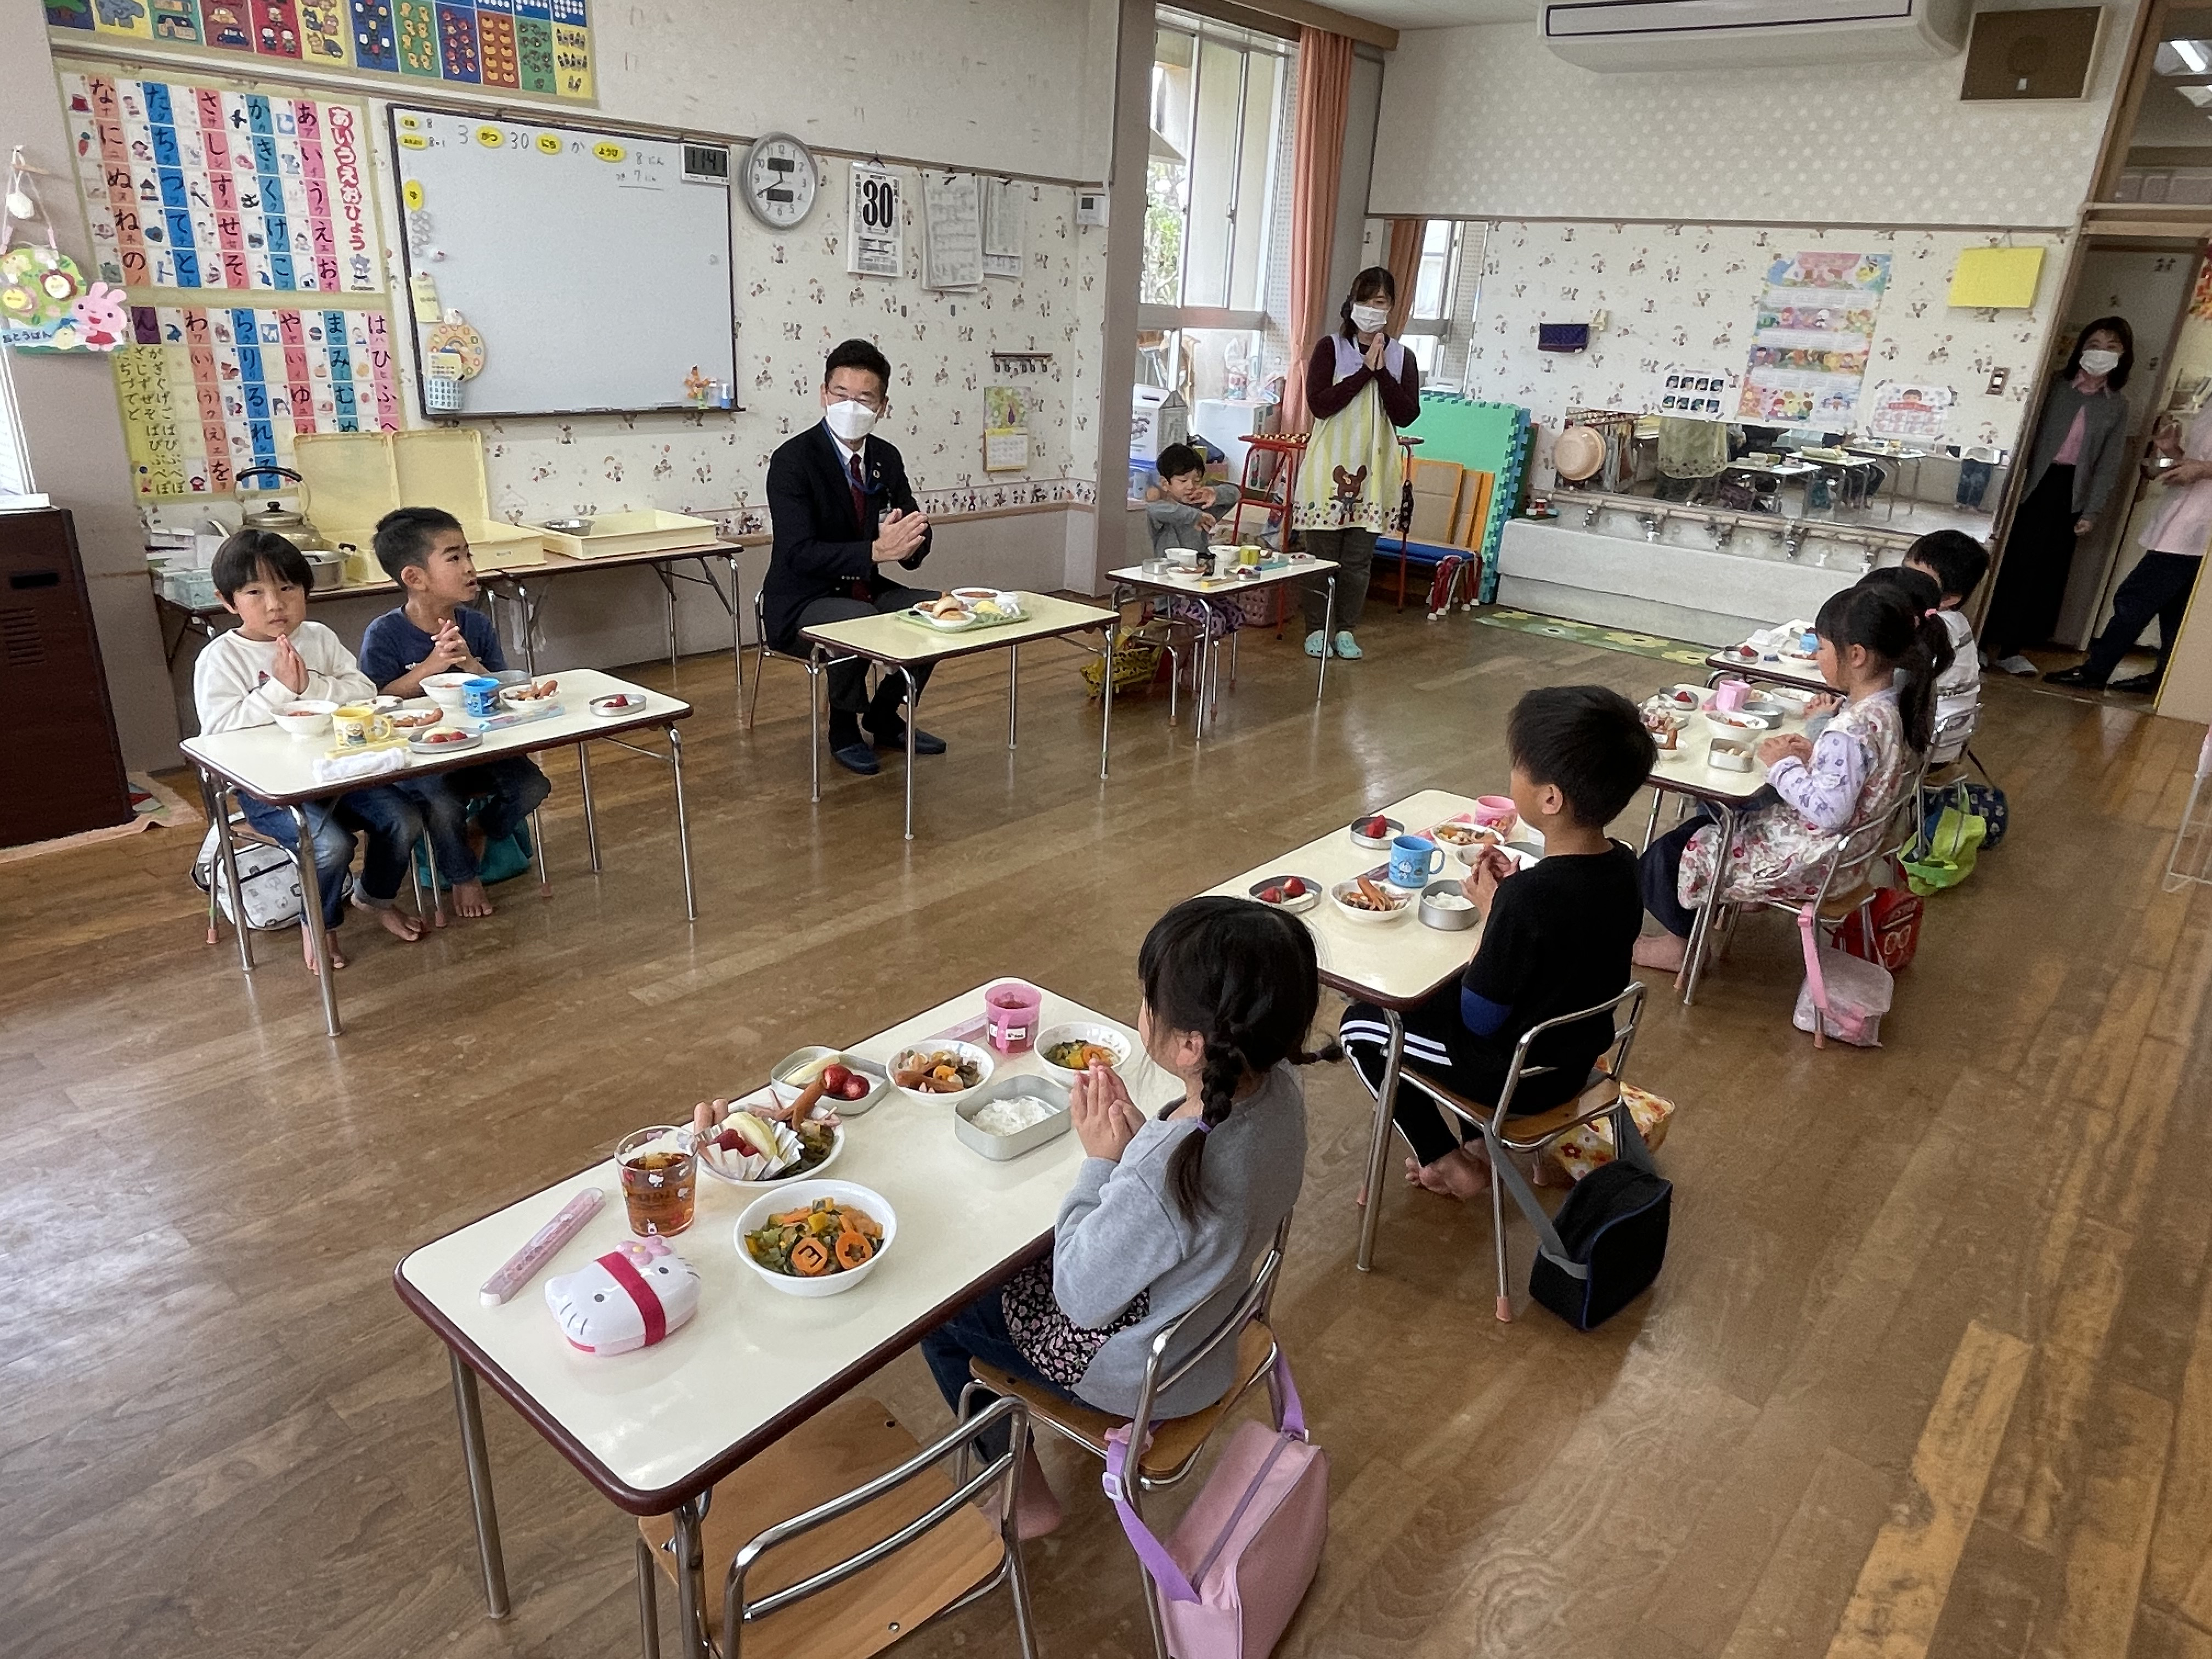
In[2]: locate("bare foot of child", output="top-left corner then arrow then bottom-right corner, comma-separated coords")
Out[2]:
1632,932 -> 1688,972
370,905 -> 426,944
451,878 -> 495,919
1015,1448 -> 1063,1541
1413,1147 -> 1492,1200
303,930 -> 348,973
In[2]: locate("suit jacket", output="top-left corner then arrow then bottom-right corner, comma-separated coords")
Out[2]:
763,422 -> 932,647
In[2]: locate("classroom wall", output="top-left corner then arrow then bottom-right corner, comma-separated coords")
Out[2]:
2,0 -> 179,771
1367,8 -> 2132,229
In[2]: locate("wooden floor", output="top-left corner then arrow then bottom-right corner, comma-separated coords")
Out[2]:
3,603 -> 2209,1659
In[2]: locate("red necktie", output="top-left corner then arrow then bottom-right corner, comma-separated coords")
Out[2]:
847,451 -> 872,599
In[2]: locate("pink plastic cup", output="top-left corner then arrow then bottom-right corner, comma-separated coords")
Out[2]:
985,981 -> 1043,1054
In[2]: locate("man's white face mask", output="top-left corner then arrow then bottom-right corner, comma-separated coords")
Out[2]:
825,399 -> 879,442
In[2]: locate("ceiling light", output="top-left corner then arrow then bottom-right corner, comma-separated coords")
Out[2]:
2176,37 -> 2210,72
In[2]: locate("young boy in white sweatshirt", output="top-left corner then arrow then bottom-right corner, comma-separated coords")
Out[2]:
191,531 -> 425,969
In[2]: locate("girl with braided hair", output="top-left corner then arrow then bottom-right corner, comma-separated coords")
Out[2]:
920,896 -> 1325,1538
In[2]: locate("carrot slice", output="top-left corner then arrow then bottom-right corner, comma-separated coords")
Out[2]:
834,1232 -> 873,1269
770,1207 -> 812,1227
788,1237 -> 832,1276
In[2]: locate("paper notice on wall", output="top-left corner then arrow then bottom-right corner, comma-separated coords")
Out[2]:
1656,364 -> 1737,417
1866,382 -> 1955,442
1737,251 -> 1891,426
847,161 -> 902,279
921,170 -> 983,290
983,178 -> 1023,279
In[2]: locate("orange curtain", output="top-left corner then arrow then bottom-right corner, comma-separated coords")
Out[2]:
1282,27 -> 1353,435
1383,218 -> 1423,336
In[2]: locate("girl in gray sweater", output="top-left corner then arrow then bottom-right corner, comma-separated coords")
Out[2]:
921,896 -> 1325,1538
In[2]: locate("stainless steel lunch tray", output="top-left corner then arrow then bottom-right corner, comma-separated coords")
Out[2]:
954,1074 -> 1074,1161
770,1047 -> 889,1116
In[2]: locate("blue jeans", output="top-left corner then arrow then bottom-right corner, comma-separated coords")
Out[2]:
326,786 -> 426,913
237,794 -> 356,930
921,1283 -> 1076,1460
236,785 -> 419,929
399,757 -> 551,883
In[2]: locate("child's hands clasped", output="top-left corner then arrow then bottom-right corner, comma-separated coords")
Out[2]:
1071,1063 -> 1139,1163
271,629 -> 308,693
1758,732 -> 1815,768
424,619 -> 473,673
1459,845 -> 1515,911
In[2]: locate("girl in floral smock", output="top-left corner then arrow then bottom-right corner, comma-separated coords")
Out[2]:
1634,580 -> 1953,972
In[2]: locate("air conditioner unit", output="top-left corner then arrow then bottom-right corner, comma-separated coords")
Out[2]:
1544,0 -> 1967,70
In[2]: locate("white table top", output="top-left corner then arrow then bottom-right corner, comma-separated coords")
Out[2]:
1203,789 -> 1513,1008
179,668 -> 689,806
1647,687 -> 1813,803
801,592 -> 1115,666
1728,459 -> 1820,478
1106,555 -> 1337,597
1705,646 -> 1833,698
395,981 -> 1173,1513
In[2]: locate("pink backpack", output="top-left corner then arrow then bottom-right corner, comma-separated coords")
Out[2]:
1103,1353 -> 1329,1659
1793,902 -> 1893,1047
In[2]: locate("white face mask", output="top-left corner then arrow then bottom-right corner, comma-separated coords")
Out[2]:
1350,303 -> 1389,334
2079,348 -> 2121,377
824,398 -> 879,442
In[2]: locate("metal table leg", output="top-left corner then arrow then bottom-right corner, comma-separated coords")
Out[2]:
669,723 -> 697,921
206,772 -> 254,973
1355,1009 -> 1406,1273
808,649 -> 825,803
529,808 -> 550,891
670,1497 -> 709,1659
287,805 -> 341,1037
510,580 -> 540,676
899,665 -> 919,842
449,1353 -> 511,1620
653,565 -> 680,676
1317,577 -> 1335,704
576,742 -> 602,872
1099,621 -> 1114,781
1007,642 -> 1019,749
1678,803 -> 1735,1006
728,552 -> 746,707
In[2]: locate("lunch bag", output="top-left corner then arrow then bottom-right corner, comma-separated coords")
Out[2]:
191,821 -> 319,930
1919,778 -> 2007,848
1104,1351 -> 1329,1659
1903,786 -> 1987,895
1496,1110 -> 1672,1331
1793,902 -> 1893,1047
1836,872 -> 1922,973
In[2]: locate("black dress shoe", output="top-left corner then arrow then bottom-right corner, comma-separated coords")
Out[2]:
867,721 -> 947,754
2042,665 -> 2105,688
830,741 -> 881,776
2109,673 -> 2162,695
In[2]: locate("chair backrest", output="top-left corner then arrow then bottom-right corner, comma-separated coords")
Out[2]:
721,1394 -> 1027,1655
1492,980 -> 1646,1126
1123,1211 -> 1291,1454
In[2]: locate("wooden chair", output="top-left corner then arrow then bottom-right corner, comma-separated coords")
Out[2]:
635,1393 -> 1037,1659
961,1214 -> 1293,1659
1370,983 -> 1647,1320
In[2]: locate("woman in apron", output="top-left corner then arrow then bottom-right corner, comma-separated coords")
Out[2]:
1294,267 -> 1421,661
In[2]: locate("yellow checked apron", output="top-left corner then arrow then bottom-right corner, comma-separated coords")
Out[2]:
1292,336 -> 1407,536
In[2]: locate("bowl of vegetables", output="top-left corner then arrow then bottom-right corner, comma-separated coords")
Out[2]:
1036,1023 -> 1134,1086
888,1041 -> 992,1102
693,1105 -> 843,1186
734,1181 -> 895,1297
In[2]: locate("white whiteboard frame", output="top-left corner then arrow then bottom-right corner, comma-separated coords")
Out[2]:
386,105 -> 740,420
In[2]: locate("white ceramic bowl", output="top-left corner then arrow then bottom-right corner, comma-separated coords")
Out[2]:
887,1040 -> 995,1103
421,672 -> 476,711
1330,878 -> 1410,924
1738,696 -> 1786,723
1764,686 -> 1818,715
500,689 -> 559,716
273,699 -> 337,741
1035,1022 -> 1135,1086
1703,709 -> 1773,736
733,1180 -> 896,1299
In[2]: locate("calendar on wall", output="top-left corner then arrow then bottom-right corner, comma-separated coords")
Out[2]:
46,0 -> 594,104
115,304 -> 400,496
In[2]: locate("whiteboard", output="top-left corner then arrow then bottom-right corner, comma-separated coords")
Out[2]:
387,106 -> 736,418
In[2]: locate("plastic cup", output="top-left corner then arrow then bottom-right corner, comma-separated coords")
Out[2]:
616,1126 -> 697,1237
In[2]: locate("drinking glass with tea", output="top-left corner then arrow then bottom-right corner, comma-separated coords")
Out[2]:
616,1126 -> 697,1237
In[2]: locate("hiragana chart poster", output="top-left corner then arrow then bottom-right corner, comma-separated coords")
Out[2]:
115,304 -> 400,496
46,0 -> 594,101
1736,251 -> 1892,427
60,72 -> 380,295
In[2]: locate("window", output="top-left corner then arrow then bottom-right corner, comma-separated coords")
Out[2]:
1138,10 -> 1291,406
0,352 -> 30,502
1400,220 -> 1466,376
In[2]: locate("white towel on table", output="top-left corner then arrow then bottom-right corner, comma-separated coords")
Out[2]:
312,748 -> 409,786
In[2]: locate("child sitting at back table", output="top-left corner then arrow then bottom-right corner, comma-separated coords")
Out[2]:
192,529 -> 426,970
358,506 -> 552,921
1340,686 -> 1654,1201
1145,442 -> 1240,560
1636,581 -> 1951,972
1900,528 -> 1990,767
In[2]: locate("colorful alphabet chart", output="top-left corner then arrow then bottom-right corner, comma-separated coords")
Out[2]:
60,72 -> 380,295
114,305 -> 400,496
45,0 -> 594,103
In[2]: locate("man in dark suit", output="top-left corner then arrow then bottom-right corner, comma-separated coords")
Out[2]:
763,338 -> 944,776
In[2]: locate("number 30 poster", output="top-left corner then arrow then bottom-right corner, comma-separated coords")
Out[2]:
847,162 -> 902,280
